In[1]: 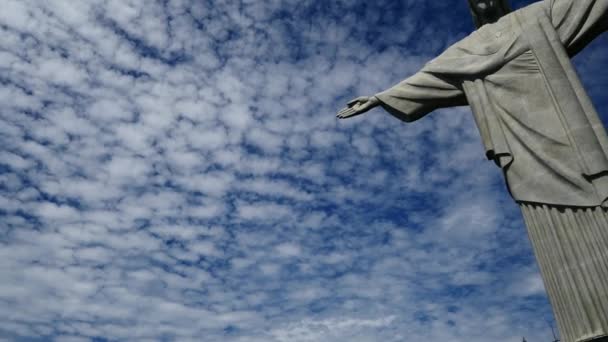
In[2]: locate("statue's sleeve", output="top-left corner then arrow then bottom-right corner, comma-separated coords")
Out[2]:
374,71 -> 466,123
547,0 -> 608,56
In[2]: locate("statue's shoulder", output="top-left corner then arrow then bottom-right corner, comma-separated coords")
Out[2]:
452,13 -> 519,56
422,2 -> 548,75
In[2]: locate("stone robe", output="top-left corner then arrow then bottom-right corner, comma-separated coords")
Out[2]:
377,0 -> 608,208
374,1 -> 608,341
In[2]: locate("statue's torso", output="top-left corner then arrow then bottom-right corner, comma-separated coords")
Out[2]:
447,4 -> 608,206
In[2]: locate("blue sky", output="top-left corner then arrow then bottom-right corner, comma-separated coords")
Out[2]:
1,0 -> 607,341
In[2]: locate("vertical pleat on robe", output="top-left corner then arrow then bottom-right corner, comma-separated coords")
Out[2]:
521,203 -> 608,342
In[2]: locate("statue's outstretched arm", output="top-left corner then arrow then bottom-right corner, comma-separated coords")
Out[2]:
337,68 -> 466,123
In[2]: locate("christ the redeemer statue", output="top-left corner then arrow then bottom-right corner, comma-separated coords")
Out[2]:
337,0 -> 608,341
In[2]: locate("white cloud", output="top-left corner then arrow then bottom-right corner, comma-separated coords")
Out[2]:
275,243 -> 302,258
2,0 -> 599,341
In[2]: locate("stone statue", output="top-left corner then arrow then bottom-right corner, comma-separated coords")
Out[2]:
337,1 -> 608,341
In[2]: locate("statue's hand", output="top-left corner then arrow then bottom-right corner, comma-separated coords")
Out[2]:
336,96 -> 380,119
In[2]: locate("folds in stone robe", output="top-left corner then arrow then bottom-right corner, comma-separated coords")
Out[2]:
376,0 -> 608,208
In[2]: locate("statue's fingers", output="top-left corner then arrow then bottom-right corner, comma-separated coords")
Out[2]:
337,107 -> 351,116
339,106 -> 353,113
337,110 -> 350,118
338,108 -> 357,118
341,106 -> 358,115
337,108 -> 349,118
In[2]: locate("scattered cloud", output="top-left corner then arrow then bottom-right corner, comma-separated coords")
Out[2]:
1,0 -> 607,341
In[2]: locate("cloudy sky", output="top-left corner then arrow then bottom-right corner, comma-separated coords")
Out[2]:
1,0 -> 607,341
